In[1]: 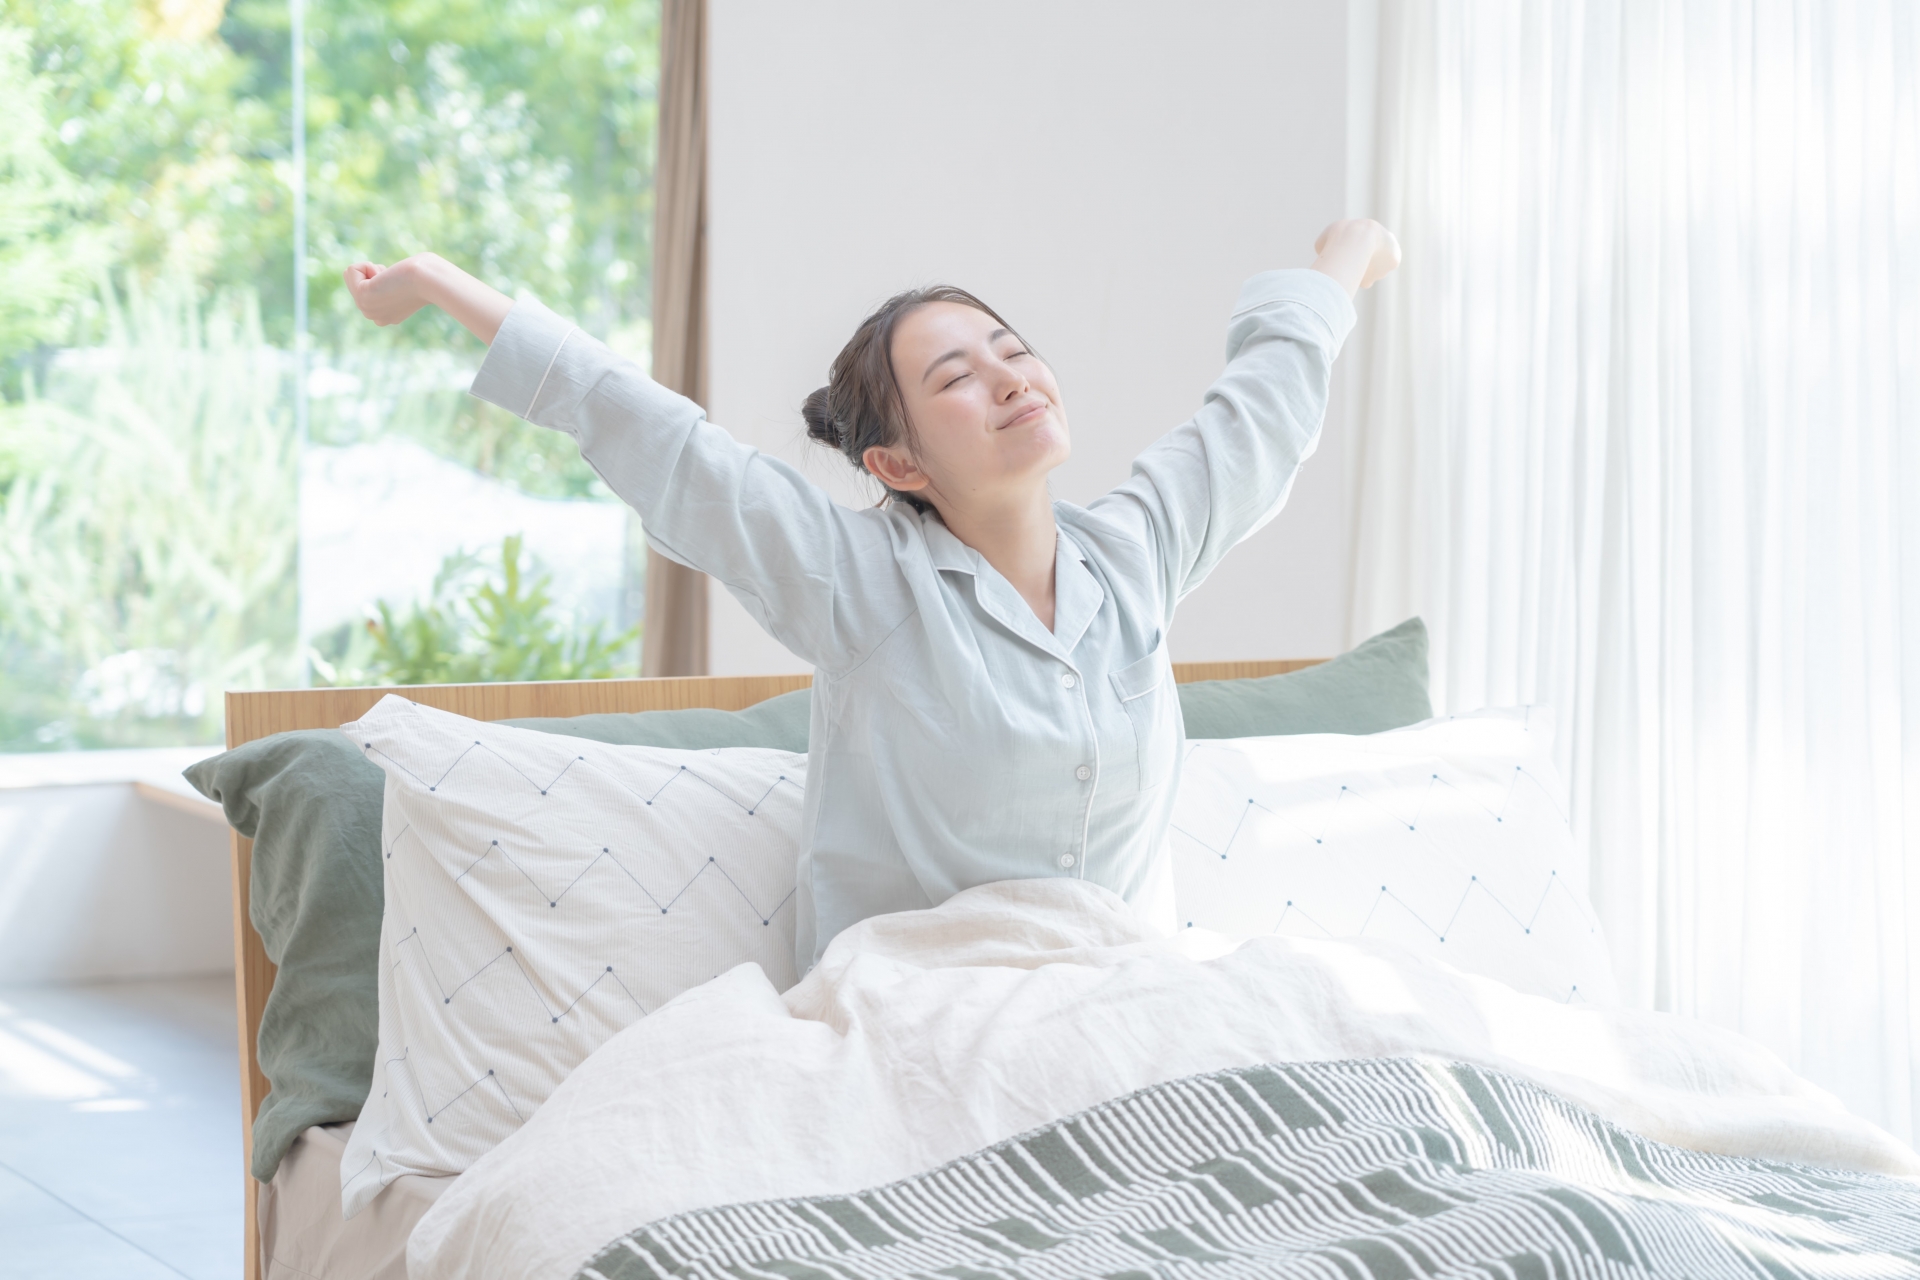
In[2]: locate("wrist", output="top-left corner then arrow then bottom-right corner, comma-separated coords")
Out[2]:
409,253 -> 455,310
1329,219 -> 1382,256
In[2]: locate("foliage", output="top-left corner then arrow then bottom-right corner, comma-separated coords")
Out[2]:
4,0 -> 643,511
0,26 -> 107,369
311,534 -> 638,687
303,342 -> 611,501
278,0 -> 660,354
2,0 -> 290,373
307,43 -> 580,352
0,0 -> 655,749
0,276 -> 634,750
3,0 -> 660,364
0,277 -> 299,750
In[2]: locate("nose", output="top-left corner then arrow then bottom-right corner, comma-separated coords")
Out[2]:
989,353 -> 1031,401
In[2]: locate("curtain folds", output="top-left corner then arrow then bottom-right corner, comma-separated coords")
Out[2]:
642,0 -> 710,676
1352,0 -> 1920,1140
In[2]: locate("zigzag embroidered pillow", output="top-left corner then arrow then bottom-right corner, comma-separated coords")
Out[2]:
1170,708 -> 1620,1005
337,695 -> 805,1217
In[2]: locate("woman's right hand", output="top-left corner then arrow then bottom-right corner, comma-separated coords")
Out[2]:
343,253 -> 513,345
344,257 -> 438,326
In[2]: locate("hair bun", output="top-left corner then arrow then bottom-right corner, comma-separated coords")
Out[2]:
801,385 -> 841,450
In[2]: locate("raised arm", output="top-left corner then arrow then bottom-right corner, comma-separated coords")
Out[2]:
1087,221 -> 1398,622
343,256 -> 909,673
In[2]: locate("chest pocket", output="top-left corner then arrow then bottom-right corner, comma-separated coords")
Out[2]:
1110,645 -> 1177,792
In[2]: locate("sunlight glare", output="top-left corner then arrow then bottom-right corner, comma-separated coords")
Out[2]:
0,1026 -> 110,1101
14,1019 -> 139,1079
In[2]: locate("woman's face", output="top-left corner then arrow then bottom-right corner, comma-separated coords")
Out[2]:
870,301 -> 1070,511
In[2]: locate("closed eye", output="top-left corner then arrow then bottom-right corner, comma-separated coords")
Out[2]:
941,370 -> 971,391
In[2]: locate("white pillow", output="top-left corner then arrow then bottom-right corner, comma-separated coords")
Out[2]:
1170,708 -> 1619,1005
337,695 -> 806,1217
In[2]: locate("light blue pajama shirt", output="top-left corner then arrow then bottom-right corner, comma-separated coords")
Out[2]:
469,268 -> 1356,970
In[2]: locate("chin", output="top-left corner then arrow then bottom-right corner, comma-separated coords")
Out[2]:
995,420 -> 1070,483
1015,436 -> 1069,475
1041,428 -> 1072,468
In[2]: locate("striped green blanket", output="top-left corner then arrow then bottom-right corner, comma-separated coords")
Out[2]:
575,1058 -> 1920,1280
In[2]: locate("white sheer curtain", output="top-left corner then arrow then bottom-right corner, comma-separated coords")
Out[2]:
1351,0 -> 1920,1141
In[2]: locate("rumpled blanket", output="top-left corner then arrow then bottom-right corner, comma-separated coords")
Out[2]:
407,879 -> 1917,1279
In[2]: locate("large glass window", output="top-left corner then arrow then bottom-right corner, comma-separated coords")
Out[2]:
0,0 -> 658,751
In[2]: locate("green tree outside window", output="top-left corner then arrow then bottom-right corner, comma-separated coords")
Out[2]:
0,0 -> 660,750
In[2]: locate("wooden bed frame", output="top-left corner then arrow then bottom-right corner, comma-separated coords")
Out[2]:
224,659 -> 1320,1278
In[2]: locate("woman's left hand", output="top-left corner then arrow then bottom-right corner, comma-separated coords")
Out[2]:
1311,219 -> 1402,294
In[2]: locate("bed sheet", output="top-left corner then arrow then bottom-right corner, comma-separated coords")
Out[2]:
261,1121 -> 454,1280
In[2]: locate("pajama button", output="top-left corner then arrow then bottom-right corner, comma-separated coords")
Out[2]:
1059,853 -> 1076,869
1075,764 -> 1092,781
1061,672 -> 1077,689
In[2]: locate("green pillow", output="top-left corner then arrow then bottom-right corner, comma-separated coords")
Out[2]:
503,685 -> 810,752
1177,617 -> 1432,738
186,731 -> 384,1184
182,687 -> 812,1183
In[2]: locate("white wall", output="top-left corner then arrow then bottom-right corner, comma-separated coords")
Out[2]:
0,753 -> 233,985
705,0 -> 1366,674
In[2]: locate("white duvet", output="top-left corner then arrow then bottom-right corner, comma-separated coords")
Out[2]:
407,879 -> 1917,1279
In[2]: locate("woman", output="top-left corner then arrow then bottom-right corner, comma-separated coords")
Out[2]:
344,219 -> 1400,970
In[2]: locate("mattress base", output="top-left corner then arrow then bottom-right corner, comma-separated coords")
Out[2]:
261,1122 -> 455,1280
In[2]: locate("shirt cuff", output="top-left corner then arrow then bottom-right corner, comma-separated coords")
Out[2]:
1232,268 -> 1358,351
468,296 -> 587,426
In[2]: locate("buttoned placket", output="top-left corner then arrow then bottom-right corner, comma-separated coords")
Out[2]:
917,518 -> 1108,881
1064,656 -> 1097,878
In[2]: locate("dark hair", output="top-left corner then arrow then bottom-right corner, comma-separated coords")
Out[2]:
802,284 -> 1027,512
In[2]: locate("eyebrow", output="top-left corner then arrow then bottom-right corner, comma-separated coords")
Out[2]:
920,328 -> 1014,385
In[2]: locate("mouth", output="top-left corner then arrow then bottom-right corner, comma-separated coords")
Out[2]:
999,400 -> 1050,431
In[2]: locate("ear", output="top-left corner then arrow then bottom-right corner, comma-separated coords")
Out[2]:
863,443 -> 930,495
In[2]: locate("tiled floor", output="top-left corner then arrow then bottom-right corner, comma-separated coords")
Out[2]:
0,977 -> 240,1279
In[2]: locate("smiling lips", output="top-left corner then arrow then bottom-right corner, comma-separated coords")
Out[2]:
1000,400 -> 1050,430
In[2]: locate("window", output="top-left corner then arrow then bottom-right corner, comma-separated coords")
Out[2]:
0,0 -> 659,751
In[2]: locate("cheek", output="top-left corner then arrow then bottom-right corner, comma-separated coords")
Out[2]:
910,392 -> 993,472
1028,365 -> 1064,407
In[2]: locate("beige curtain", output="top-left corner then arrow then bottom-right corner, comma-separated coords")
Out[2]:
642,0 -> 709,676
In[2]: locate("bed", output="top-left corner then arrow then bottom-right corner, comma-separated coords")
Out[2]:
223,658 -> 1920,1280
223,660 -> 1316,1280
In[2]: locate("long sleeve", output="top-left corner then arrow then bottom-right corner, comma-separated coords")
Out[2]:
1088,268 -> 1356,624
469,299 -> 910,674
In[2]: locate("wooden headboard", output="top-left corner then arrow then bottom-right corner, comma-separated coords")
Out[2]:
224,659 -> 1320,1277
